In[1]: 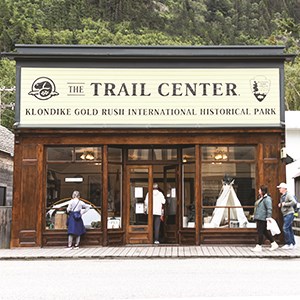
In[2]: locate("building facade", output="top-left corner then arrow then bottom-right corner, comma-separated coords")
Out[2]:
10,45 -> 292,247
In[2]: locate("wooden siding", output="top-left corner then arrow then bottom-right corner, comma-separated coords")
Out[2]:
0,207 -> 12,248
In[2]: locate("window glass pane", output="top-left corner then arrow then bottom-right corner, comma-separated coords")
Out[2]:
182,163 -> 195,228
75,147 -> 102,161
182,147 -> 195,162
202,207 -> 256,229
108,147 -> 122,163
165,169 -> 177,225
202,146 -> 228,162
46,159 -> 102,230
153,149 -> 177,160
202,146 -> 255,162
201,145 -> 256,229
108,161 -> 122,229
228,146 -> 255,160
47,147 -> 73,161
129,168 -> 148,225
128,149 -> 151,160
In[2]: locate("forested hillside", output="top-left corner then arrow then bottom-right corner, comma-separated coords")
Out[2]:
0,0 -> 300,130
1,0 -> 299,48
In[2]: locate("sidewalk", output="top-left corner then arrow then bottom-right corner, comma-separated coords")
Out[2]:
1,243 -> 300,260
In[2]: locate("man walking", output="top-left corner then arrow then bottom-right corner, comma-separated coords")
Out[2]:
277,182 -> 297,249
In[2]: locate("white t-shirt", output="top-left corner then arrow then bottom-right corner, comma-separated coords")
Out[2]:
144,189 -> 166,216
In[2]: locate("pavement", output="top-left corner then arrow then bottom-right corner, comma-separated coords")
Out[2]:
1,241 -> 300,260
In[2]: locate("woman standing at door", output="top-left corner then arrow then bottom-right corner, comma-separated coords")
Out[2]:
66,190 -> 91,249
144,183 -> 166,244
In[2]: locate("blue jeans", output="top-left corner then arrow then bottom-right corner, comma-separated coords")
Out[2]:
283,213 -> 295,245
153,215 -> 161,241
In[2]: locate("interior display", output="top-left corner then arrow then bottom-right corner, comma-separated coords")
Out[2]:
46,198 -> 101,230
203,178 -> 250,228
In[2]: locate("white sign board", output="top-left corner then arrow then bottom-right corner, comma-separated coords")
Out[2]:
19,68 -> 281,128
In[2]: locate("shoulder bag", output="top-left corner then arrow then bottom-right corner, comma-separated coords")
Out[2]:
73,200 -> 82,221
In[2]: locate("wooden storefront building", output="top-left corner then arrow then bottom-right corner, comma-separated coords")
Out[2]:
10,45 -> 292,247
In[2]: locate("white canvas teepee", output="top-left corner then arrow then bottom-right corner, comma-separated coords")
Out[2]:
209,180 -> 248,228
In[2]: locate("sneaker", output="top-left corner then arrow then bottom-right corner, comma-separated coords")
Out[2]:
154,240 -> 160,245
288,244 -> 295,250
73,245 -> 79,250
281,244 -> 291,250
65,246 -> 73,250
270,241 -> 279,251
251,244 -> 262,252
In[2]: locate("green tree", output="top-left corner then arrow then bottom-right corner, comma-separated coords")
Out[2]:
0,58 -> 15,131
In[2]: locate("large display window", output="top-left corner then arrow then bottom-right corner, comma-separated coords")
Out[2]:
201,146 -> 256,229
45,146 -> 102,230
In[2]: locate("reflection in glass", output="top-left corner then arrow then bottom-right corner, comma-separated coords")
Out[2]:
108,147 -> 122,162
182,147 -> 195,162
47,147 -> 73,161
165,169 -> 177,225
153,149 -> 177,160
128,148 -> 178,161
182,163 -> 195,228
202,146 -> 255,162
128,149 -> 151,160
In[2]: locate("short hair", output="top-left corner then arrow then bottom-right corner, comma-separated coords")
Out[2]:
260,185 -> 268,195
153,183 -> 158,189
72,190 -> 80,198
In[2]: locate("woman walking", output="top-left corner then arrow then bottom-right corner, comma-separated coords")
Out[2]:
252,185 -> 279,252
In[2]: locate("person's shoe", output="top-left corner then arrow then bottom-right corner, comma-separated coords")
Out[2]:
154,240 -> 160,245
288,244 -> 295,250
270,241 -> 279,251
281,244 -> 291,249
65,246 -> 73,250
73,245 -> 79,250
251,244 -> 262,252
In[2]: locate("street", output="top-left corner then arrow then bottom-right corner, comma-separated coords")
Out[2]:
0,258 -> 300,299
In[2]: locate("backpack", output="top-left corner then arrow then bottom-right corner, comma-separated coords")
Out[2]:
293,195 -> 300,217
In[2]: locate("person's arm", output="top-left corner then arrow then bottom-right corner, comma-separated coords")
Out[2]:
160,192 -> 166,205
265,197 -> 273,219
283,193 -> 296,207
81,202 -> 91,215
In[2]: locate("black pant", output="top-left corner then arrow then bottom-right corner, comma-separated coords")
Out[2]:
256,220 -> 274,245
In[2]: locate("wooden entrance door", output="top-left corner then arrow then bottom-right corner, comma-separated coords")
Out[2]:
162,165 -> 179,244
126,166 -> 153,244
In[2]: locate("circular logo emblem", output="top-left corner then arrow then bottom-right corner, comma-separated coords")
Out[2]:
28,77 -> 59,100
